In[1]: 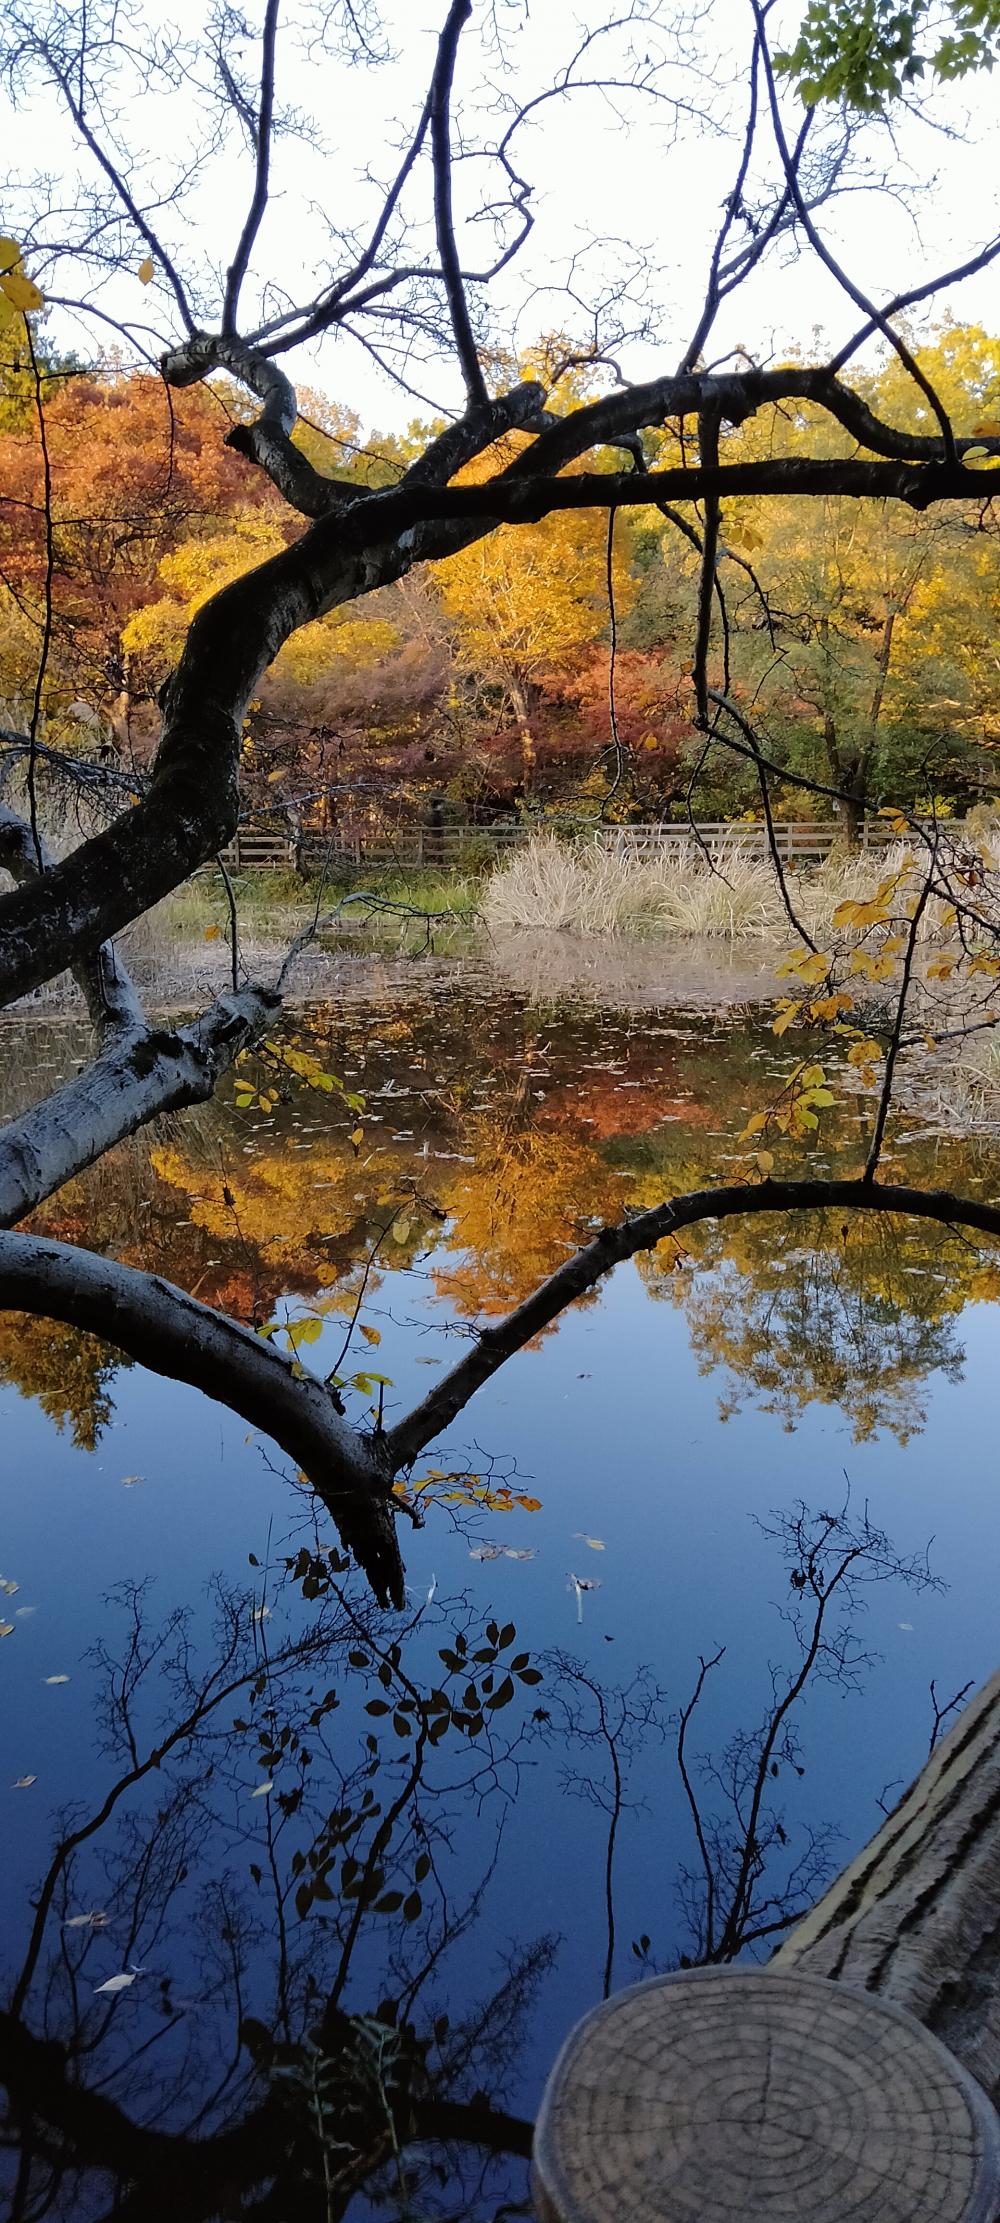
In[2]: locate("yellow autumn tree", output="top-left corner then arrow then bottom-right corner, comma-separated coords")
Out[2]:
434,355 -> 637,785
708,326 -> 1000,833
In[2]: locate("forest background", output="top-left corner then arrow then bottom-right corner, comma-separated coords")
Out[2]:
6,320 -> 1000,849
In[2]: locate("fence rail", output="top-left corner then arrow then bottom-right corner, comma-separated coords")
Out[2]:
213,816 -> 924,875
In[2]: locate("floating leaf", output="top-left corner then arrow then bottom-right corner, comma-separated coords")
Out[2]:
0,1623 -> 14,1639
574,1532 -> 605,1551
43,1674 -> 70,1685
138,255 -> 154,284
120,1474 -> 144,1488
204,924 -> 222,941
94,1970 -> 138,1994
250,1780 -> 273,1798
12,1775 -> 36,1788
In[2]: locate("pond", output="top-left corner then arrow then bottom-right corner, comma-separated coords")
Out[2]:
3,951 -> 1000,2219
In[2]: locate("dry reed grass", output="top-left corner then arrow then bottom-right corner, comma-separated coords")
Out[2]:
480,831 -> 1000,944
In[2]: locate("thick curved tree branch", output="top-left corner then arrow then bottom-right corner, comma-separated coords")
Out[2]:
0,986 -> 280,1228
222,0 -> 281,335
429,0 -> 488,407
383,1176 -> 1000,1469
4,1176 -> 999,1610
0,1232 -> 402,1603
0,800 -> 144,1036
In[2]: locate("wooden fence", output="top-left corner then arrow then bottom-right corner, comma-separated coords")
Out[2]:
214,817 -> 917,875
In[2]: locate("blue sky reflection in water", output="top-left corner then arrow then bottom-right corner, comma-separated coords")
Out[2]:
2,965 -> 1000,2217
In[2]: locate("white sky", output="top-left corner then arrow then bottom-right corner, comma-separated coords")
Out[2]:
4,0 -> 1000,431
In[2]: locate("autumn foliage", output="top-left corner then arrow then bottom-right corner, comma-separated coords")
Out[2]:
4,326 -> 1000,830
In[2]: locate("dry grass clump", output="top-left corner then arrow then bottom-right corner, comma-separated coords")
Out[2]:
483,829 -> 1000,945
480,835 -> 784,938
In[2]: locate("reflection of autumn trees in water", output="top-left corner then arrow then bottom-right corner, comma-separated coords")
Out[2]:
642,1218 -> 966,1443
3,991 -> 1000,1449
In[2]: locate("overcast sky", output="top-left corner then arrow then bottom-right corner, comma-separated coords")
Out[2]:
5,0 -> 999,429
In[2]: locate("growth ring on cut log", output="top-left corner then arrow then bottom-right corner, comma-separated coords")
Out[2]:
532,1967 -> 1000,2223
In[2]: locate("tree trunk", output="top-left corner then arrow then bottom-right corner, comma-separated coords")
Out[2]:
775,1664 -> 1000,2108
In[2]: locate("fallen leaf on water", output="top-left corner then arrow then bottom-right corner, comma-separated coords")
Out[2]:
897,1621 -> 914,1632
0,1623 -> 14,1639
15,1606 -> 35,1618
250,1780 -> 273,1798
503,1547 -> 536,1561
0,1578 -> 19,1595
574,1533 -> 606,1551
12,1776 -> 36,1788
63,1910 -> 109,1929
120,1475 -> 144,1488
468,1543 -> 504,1562
43,1675 -> 70,1685
568,1573 -> 602,1625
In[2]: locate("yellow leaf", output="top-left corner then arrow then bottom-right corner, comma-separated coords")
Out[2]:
138,255 -> 154,284
391,1218 -> 411,1244
777,949 -> 829,984
350,1125 -> 364,1148
0,237 -> 21,276
0,268 -> 43,312
286,1316 -> 323,1349
204,924 -> 221,941
359,1323 -> 381,1346
756,1150 -> 774,1176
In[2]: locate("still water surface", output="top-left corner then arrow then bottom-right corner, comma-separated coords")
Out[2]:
3,955 -> 1000,2216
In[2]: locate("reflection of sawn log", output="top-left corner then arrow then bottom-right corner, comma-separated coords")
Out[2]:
775,1662 -> 1000,2102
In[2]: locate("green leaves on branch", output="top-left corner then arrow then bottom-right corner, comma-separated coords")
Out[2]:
777,0 -> 1000,108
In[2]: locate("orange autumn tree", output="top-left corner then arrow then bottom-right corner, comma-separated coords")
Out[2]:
0,367 -> 264,736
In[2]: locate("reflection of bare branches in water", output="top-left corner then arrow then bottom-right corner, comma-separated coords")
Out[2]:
536,1663 -> 669,2003
671,1498 -> 943,1966
0,1495 -> 952,2217
1,1552 -> 549,2222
